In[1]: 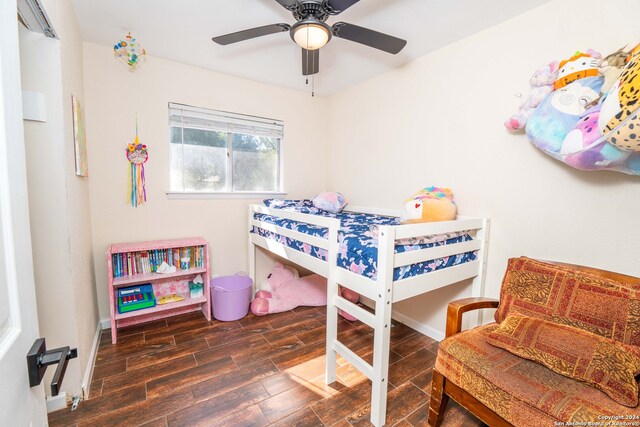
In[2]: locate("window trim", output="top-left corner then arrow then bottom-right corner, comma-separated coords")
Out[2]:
166,191 -> 288,200
168,102 -> 285,196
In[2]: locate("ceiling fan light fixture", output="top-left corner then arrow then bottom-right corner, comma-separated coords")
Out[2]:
291,19 -> 331,50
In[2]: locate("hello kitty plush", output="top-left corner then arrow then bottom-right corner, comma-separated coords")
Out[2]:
250,262 -> 360,320
553,50 -> 601,90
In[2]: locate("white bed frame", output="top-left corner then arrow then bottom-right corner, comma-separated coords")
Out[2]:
248,204 -> 489,426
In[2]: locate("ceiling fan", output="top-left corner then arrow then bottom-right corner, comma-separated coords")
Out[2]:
211,0 -> 407,77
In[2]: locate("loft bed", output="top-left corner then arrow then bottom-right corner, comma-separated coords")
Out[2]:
247,201 -> 490,427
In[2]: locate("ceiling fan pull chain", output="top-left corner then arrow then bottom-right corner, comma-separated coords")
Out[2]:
312,46 -> 316,97
306,30 -> 310,85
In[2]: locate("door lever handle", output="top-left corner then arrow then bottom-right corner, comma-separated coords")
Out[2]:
27,338 -> 78,396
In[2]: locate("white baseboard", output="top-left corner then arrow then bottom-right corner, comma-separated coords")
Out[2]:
359,297 -> 445,342
46,392 -> 68,413
388,308 -> 444,342
100,318 -> 110,329
81,323 -> 102,399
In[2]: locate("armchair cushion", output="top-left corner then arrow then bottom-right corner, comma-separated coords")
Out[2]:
494,257 -> 640,346
487,314 -> 640,407
436,324 -> 640,427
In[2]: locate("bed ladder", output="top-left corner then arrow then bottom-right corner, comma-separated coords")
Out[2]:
325,226 -> 395,427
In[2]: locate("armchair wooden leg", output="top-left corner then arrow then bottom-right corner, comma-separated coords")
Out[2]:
428,368 -> 449,427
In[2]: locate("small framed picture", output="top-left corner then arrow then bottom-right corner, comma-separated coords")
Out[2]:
72,94 -> 88,176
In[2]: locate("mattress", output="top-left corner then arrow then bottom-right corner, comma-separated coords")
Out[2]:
252,200 -> 477,281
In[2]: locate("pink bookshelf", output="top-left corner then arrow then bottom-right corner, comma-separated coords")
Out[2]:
106,237 -> 211,343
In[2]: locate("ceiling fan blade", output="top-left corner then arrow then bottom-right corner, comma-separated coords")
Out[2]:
212,23 -> 290,45
326,0 -> 360,13
302,48 -> 319,75
274,0 -> 299,11
332,22 -> 406,54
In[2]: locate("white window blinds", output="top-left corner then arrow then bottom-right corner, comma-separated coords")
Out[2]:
168,103 -> 284,138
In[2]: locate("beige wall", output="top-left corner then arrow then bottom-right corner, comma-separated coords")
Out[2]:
326,0 -> 640,337
45,0 -> 99,394
82,43 -> 329,321
20,0 -> 98,398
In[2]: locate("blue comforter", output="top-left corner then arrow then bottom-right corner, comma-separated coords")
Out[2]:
252,200 -> 477,281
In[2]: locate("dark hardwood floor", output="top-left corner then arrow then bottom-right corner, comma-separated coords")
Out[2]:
48,307 -> 484,427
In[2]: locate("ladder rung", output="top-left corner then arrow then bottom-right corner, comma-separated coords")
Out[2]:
333,295 -> 375,328
333,340 -> 374,380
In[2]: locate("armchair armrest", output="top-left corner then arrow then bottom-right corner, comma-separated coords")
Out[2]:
445,297 -> 499,338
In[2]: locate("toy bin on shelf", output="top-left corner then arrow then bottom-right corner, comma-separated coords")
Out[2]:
211,274 -> 252,321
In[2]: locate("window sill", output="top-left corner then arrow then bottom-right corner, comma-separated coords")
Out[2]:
166,191 -> 287,200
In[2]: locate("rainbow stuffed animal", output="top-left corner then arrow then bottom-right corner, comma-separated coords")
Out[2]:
400,187 -> 456,224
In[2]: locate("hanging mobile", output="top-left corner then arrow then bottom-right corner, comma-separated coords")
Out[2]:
126,115 -> 148,207
114,32 -> 146,72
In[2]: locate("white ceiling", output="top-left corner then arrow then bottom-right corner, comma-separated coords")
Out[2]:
71,0 -> 551,96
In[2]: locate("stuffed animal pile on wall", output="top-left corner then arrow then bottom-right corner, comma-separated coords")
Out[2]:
505,41 -> 640,175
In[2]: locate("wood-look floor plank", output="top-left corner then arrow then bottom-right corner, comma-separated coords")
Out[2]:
233,335 -> 304,367
99,329 -> 142,345
295,317 -> 359,345
79,388 -> 194,427
211,404 -> 269,427
266,307 -> 324,330
390,321 -> 418,341
166,381 -> 270,427
269,406 -> 324,427
258,383 -> 326,423
310,380 -> 372,426
142,315 -> 213,341
390,331 -> 438,357
95,334 -> 175,365
190,359 -> 280,403
48,384 -> 146,426
388,348 -> 436,387
405,402 -> 429,427
146,356 -> 237,399
165,310 -> 206,325
117,319 -> 168,337
203,324 -> 270,348
102,354 -> 196,395
346,382 -> 428,427
194,333 -> 268,366
270,339 -> 326,371
173,320 -> 242,345
263,319 -> 324,344
126,337 -> 209,371
138,417 -> 168,427
405,400 -> 486,427
91,358 -> 127,380
88,379 -> 103,399
260,371 -> 302,397
410,368 -> 433,395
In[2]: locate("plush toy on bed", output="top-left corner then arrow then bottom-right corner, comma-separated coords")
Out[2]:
400,186 -> 456,224
250,262 -> 360,320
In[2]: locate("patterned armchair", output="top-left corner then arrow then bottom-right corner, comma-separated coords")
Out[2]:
428,257 -> 640,427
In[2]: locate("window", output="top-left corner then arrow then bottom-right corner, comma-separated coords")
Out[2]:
168,103 -> 283,194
